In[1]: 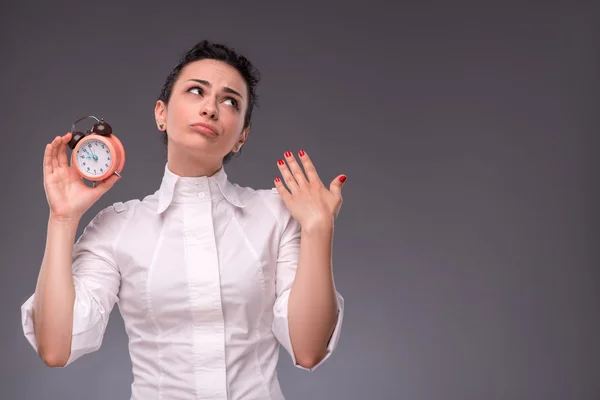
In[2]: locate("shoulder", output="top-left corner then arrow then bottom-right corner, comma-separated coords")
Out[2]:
230,183 -> 297,232
102,198 -> 143,218
106,190 -> 161,219
77,192 -> 163,247
234,183 -> 286,212
82,198 -> 140,233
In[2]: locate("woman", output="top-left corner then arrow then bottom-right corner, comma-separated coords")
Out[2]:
20,40 -> 346,399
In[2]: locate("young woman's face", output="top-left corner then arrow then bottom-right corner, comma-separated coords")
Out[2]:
155,59 -> 249,168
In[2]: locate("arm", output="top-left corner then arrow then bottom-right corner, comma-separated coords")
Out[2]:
21,206 -> 123,368
271,206 -> 345,372
32,215 -> 80,367
287,220 -> 339,368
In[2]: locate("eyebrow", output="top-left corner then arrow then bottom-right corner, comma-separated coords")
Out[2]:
187,79 -> 244,99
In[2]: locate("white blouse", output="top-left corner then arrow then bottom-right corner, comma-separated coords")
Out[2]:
21,163 -> 344,400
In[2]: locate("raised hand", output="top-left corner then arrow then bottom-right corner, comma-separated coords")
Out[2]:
274,150 -> 346,230
43,132 -> 120,221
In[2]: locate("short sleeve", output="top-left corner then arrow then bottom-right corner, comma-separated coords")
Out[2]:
269,195 -> 345,372
20,204 -> 125,367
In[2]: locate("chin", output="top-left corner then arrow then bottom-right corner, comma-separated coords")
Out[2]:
176,133 -> 214,147
172,137 -> 227,160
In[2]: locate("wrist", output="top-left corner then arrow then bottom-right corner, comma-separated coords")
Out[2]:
48,213 -> 81,226
301,217 -> 334,235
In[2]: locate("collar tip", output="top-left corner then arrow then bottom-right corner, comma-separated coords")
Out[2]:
230,198 -> 246,208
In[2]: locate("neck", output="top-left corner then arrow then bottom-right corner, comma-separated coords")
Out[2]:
167,146 -> 222,177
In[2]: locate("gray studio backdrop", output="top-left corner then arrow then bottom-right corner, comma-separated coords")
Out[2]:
2,2 -> 598,400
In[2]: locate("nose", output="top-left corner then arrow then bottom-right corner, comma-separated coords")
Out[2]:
200,98 -> 218,120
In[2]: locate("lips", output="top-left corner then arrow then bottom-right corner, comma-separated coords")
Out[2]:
190,122 -> 218,136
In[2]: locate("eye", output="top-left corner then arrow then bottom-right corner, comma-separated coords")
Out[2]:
224,97 -> 239,109
187,86 -> 203,95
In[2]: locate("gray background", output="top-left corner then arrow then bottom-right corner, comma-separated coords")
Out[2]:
1,1 -> 598,399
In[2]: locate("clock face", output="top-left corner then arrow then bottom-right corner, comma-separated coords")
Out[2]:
76,138 -> 113,177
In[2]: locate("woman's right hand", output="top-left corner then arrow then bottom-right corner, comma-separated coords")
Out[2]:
43,132 -> 121,221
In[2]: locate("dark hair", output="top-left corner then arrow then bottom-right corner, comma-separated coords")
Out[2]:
157,40 -> 260,164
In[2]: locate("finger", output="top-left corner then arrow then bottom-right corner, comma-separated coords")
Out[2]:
283,150 -> 308,188
43,143 -> 53,176
273,176 -> 292,202
95,172 -> 121,194
329,174 -> 347,197
50,136 -> 61,170
297,150 -> 323,187
57,132 -> 72,167
277,158 -> 299,193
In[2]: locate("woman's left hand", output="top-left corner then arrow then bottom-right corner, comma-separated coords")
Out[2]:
274,150 -> 347,230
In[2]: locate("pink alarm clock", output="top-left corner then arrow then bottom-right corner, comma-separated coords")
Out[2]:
67,116 -> 125,184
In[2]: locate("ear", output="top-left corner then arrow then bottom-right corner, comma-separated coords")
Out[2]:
155,100 -> 167,131
233,126 -> 250,153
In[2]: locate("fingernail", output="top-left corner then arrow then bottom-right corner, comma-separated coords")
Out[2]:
278,159 -> 285,165
285,151 -> 292,157
275,177 -> 281,182
298,150 -> 305,157
339,176 -> 347,183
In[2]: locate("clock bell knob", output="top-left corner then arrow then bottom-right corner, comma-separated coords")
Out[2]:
67,131 -> 86,149
92,120 -> 112,136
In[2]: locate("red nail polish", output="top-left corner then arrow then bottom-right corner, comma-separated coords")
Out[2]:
299,150 -> 305,156
275,177 -> 281,182
285,151 -> 292,157
339,176 -> 347,183
278,159 -> 284,165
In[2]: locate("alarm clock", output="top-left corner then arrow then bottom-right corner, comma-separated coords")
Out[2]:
67,115 -> 125,184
